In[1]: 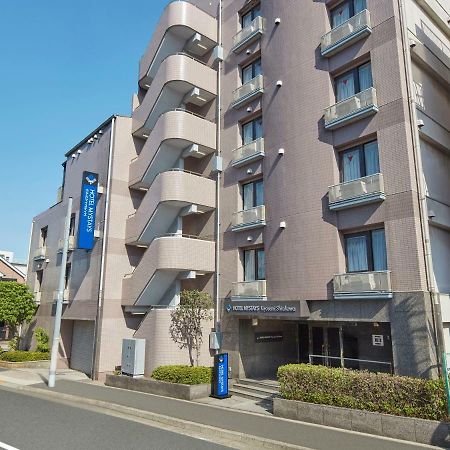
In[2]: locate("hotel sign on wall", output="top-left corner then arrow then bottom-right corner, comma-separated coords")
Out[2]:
77,171 -> 99,250
224,301 -> 309,318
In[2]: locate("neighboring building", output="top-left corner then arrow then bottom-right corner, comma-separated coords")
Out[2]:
0,256 -> 26,284
27,0 -> 450,380
0,251 -> 14,263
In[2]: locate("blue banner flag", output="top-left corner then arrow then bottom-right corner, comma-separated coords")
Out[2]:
77,171 -> 99,250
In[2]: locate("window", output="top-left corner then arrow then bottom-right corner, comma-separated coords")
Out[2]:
64,263 -> 71,290
341,140 -> 380,182
40,226 -> 48,247
335,62 -> 373,102
244,248 -> 265,281
242,117 -> 263,145
36,270 -> 43,291
345,229 -> 387,273
331,0 -> 367,28
241,3 -> 261,28
242,58 -> 262,84
242,179 -> 264,210
69,214 -> 76,237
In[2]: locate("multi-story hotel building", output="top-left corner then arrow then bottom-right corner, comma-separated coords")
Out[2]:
27,0 -> 450,380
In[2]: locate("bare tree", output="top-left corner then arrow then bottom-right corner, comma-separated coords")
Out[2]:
169,290 -> 213,366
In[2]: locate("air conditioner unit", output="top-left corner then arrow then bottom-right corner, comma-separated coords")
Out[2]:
121,338 -> 145,377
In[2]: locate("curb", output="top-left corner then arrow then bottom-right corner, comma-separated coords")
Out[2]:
0,382 -> 308,450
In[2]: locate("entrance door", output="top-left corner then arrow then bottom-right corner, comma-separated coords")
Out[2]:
309,325 -> 341,368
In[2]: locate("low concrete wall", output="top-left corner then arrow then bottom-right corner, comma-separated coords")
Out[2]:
274,398 -> 450,448
0,360 -> 50,369
105,374 -> 211,400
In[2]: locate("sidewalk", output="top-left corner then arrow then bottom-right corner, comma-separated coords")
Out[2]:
0,368 -> 440,450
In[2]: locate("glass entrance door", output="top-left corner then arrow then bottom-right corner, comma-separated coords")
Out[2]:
309,326 -> 341,367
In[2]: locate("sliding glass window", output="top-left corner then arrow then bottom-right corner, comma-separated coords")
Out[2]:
243,179 -> 264,210
335,62 -> 373,102
341,140 -> 380,182
242,117 -> 263,145
241,3 -> 261,28
331,0 -> 367,28
345,229 -> 387,273
244,248 -> 265,281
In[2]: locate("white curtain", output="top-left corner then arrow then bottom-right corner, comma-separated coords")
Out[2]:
332,3 -> 350,28
244,250 -> 255,281
243,183 -> 254,210
343,149 -> 361,181
242,65 -> 253,84
354,0 -> 367,14
257,250 -> 265,280
347,236 -> 368,272
336,73 -> 355,101
254,118 -> 263,140
358,63 -> 373,92
372,229 -> 387,271
255,180 -> 264,206
242,122 -> 253,145
364,141 -> 380,175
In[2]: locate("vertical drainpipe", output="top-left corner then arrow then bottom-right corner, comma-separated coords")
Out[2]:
398,0 -> 445,375
214,0 -> 223,346
91,116 -> 116,380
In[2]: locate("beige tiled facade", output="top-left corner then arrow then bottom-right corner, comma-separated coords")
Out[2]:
27,0 -> 450,380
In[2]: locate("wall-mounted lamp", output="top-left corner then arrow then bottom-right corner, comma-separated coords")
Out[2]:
252,318 -> 258,327
247,106 -> 253,113
275,17 -> 281,25
247,168 -> 253,175
276,80 -> 283,87
417,119 -> 425,128
278,148 -> 285,156
280,221 -> 287,229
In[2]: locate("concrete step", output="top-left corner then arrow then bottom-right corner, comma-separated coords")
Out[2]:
238,378 -> 279,389
229,386 -> 276,402
232,383 -> 279,397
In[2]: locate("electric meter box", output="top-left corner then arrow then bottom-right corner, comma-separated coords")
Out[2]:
121,338 -> 145,377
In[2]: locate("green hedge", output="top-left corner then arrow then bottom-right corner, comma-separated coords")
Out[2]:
0,351 -> 50,362
151,365 -> 212,385
277,364 -> 447,421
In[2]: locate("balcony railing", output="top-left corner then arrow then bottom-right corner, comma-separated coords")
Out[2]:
57,236 -> 76,252
231,138 -> 265,167
324,87 -> 378,130
232,280 -> 267,299
231,74 -> 264,109
321,10 -> 372,57
328,173 -> 385,210
34,291 -> 42,305
232,205 -> 266,231
33,246 -> 47,260
232,16 -> 264,53
53,289 -> 70,304
333,271 -> 392,300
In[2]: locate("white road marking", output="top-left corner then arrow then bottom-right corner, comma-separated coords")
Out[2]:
0,442 -> 20,450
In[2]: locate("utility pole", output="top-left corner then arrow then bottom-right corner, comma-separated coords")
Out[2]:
48,196 -> 72,388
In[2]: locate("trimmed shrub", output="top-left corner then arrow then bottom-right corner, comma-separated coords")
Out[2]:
277,364 -> 447,421
151,365 -> 212,385
34,327 -> 50,353
0,351 -> 50,362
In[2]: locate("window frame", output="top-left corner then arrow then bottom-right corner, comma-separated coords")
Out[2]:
330,0 -> 366,28
243,247 -> 265,281
344,228 -> 386,273
40,226 -> 48,247
339,139 -> 379,182
334,61 -> 372,102
241,3 -> 261,28
241,116 -> 263,145
242,178 -> 264,210
241,58 -> 262,84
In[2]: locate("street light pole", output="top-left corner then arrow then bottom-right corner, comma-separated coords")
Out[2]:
48,196 -> 72,388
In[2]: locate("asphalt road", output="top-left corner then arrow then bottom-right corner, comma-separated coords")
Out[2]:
0,387 -> 230,450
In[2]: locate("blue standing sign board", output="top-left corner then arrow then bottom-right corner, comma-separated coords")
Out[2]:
213,353 -> 229,399
78,171 -> 99,250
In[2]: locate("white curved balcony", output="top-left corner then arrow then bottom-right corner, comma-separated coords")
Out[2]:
129,109 -> 216,190
232,205 -> 266,232
328,173 -> 385,210
321,10 -> 372,57
126,170 -> 216,246
333,271 -> 392,300
231,280 -> 267,300
139,1 -> 217,88
133,54 -> 217,138
324,87 -> 378,130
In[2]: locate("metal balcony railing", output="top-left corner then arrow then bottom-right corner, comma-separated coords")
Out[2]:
231,74 -> 264,109
231,138 -> 265,167
57,236 -> 76,252
333,271 -> 392,299
53,289 -> 70,303
33,246 -> 47,260
324,87 -> 378,129
232,16 -> 264,53
232,280 -> 267,298
321,10 -> 372,56
309,354 -> 393,374
232,205 -> 266,231
328,173 -> 385,210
